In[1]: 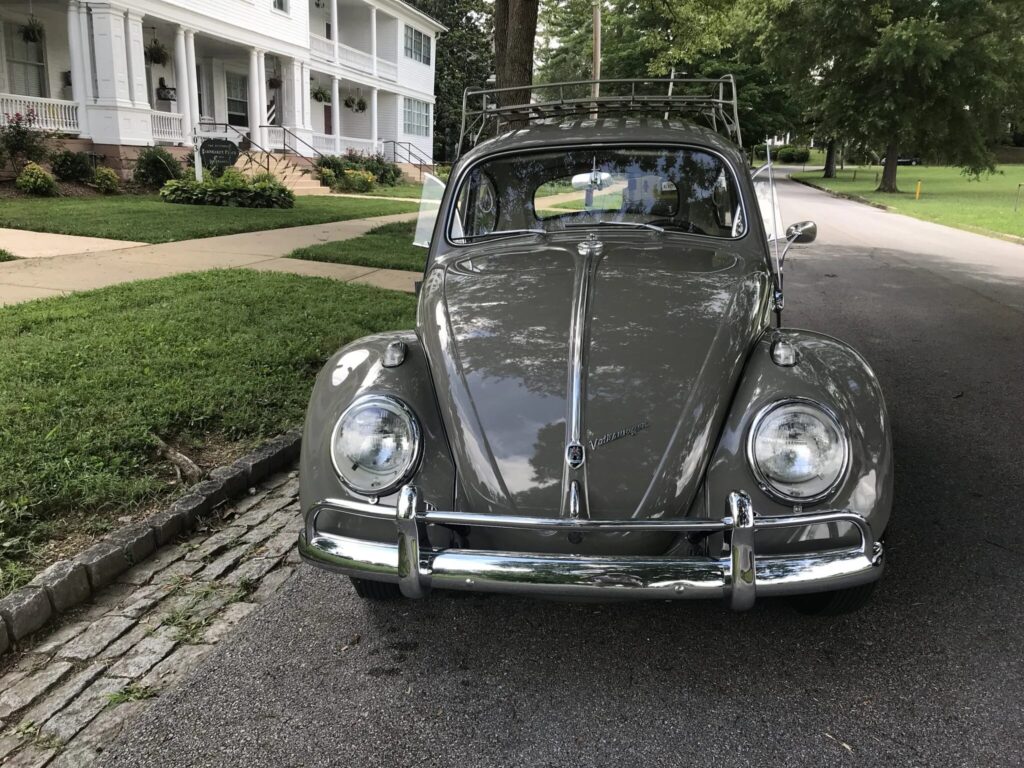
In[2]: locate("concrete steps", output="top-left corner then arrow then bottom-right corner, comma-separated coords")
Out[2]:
233,152 -> 329,196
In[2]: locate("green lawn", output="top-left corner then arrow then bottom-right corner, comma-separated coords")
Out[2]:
288,220 -> 425,272
792,165 -> 1024,239
0,271 -> 416,594
359,182 -> 425,198
0,195 -> 418,243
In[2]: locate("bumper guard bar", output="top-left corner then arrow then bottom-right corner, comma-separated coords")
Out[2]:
298,487 -> 884,609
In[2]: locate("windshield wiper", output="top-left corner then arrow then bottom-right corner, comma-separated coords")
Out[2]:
563,221 -> 665,233
452,229 -> 546,243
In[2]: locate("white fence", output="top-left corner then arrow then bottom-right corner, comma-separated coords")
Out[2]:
150,111 -> 185,143
0,93 -> 80,134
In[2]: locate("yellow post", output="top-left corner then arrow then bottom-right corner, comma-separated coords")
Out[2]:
915,180 -> 922,200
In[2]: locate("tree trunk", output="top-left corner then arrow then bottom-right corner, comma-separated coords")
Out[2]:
493,0 -> 539,110
878,140 -> 899,193
823,138 -> 837,178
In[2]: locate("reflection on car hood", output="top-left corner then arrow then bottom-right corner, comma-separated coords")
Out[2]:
418,235 -> 770,520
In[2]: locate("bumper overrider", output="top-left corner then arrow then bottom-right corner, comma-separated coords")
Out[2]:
298,487 -> 884,610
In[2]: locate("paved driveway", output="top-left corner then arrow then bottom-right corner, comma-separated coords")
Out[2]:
102,179 -> 1024,767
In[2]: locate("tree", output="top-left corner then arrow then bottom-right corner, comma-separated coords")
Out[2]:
759,0 -> 1024,192
493,0 -> 540,107
535,1 -> 796,148
410,0 -> 493,161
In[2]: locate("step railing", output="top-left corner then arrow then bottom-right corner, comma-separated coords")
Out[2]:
382,140 -> 434,179
260,125 -> 325,161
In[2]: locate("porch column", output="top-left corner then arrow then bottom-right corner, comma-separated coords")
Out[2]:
370,87 -> 378,153
67,1 -> 91,137
330,0 -> 339,62
124,10 -> 149,109
77,3 -> 94,103
330,76 -> 340,153
185,30 -> 200,129
89,3 -> 132,106
256,50 -> 268,145
301,62 -> 312,131
370,7 -> 377,77
173,27 -> 192,136
248,48 -> 261,143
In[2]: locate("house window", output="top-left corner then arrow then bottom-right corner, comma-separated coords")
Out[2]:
226,72 -> 249,127
272,0 -> 289,12
4,22 -> 48,97
403,26 -> 431,65
403,98 -> 430,137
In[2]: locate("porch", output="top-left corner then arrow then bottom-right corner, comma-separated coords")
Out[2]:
307,0 -> 399,83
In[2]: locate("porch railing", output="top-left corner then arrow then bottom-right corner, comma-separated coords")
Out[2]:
377,58 -> 398,81
312,132 -> 379,156
338,43 -> 374,74
0,94 -> 80,134
150,111 -> 185,143
310,33 -> 335,61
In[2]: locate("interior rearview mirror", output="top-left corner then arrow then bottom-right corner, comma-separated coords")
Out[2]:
786,221 -> 817,244
571,171 -> 613,191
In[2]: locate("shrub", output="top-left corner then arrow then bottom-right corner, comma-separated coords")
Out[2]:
15,162 -> 57,196
92,166 -> 120,194
0,109 -> 51,173
789,147 -> 811,163
315,151 -> 400,186
51,150 -> 95,182
317,167 -> 337,188
433,164 -> 452,183
160,171 -> 294,208
133,146 -> 182,187
752,143 -> 768,160
337,169 -> 376,193
0,249 -> 17,262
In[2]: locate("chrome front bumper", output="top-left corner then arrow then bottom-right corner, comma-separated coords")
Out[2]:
298,487 -> 884,610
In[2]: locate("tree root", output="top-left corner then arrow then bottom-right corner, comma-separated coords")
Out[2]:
151,433 -> 203,484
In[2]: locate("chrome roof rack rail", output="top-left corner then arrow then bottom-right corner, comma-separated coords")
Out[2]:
457,76 -> 743,158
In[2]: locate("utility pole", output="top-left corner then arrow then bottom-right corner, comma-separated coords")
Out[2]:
592,0 -> 601,99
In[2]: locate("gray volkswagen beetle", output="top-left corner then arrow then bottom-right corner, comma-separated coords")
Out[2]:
298,78 -> 892,614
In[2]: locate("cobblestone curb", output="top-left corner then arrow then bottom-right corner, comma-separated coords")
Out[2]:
0,465 -> 305,767
0,430 -> 301,656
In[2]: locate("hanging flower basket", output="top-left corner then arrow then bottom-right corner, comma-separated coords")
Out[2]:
19,16 -> 45,44
354,97 -> 367,114
311,85 -> 331,103
268,76 -> 283,90
343,95 -> 356,110
144,39 -> 170,66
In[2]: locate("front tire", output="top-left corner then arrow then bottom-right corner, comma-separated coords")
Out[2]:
789,581 -> 877,616
349,577 -> 402,600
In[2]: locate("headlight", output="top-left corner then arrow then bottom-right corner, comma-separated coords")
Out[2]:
330,395 -> 421,496
747,399 -> 849,504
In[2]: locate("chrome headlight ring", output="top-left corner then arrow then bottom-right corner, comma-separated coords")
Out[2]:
745,397 -> 851,505
329,394 -> 422,498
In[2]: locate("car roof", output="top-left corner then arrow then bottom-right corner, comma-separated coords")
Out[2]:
458,117 -> 747,167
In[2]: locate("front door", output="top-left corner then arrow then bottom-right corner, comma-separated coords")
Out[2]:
324,104 -> 333,135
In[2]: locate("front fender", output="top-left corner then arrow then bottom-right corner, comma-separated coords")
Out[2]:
702,329 -> 893,555
299,332 -> 456,545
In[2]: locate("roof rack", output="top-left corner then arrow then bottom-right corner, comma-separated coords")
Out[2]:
457,76 -> 742,157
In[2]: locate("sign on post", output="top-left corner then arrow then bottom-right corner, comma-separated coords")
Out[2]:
199,138 -> 240,171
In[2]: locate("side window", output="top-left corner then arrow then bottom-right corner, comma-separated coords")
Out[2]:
453,170 -> 498,239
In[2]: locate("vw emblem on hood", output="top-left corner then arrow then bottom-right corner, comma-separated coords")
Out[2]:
566,442 -> 585,469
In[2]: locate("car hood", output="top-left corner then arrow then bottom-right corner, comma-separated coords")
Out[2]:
418,234 -> 769,520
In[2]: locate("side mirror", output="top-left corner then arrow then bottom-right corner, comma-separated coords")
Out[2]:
571,170 -> 613,191
786,221 -> 817,244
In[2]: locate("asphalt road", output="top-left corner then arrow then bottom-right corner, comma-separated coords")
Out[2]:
103,178 -> 1024,768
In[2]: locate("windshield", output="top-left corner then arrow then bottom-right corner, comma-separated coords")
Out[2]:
448,146 -> 745,242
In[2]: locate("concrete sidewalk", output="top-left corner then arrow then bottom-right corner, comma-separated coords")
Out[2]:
0,213 -> 420,306
0,228 -> 146,259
